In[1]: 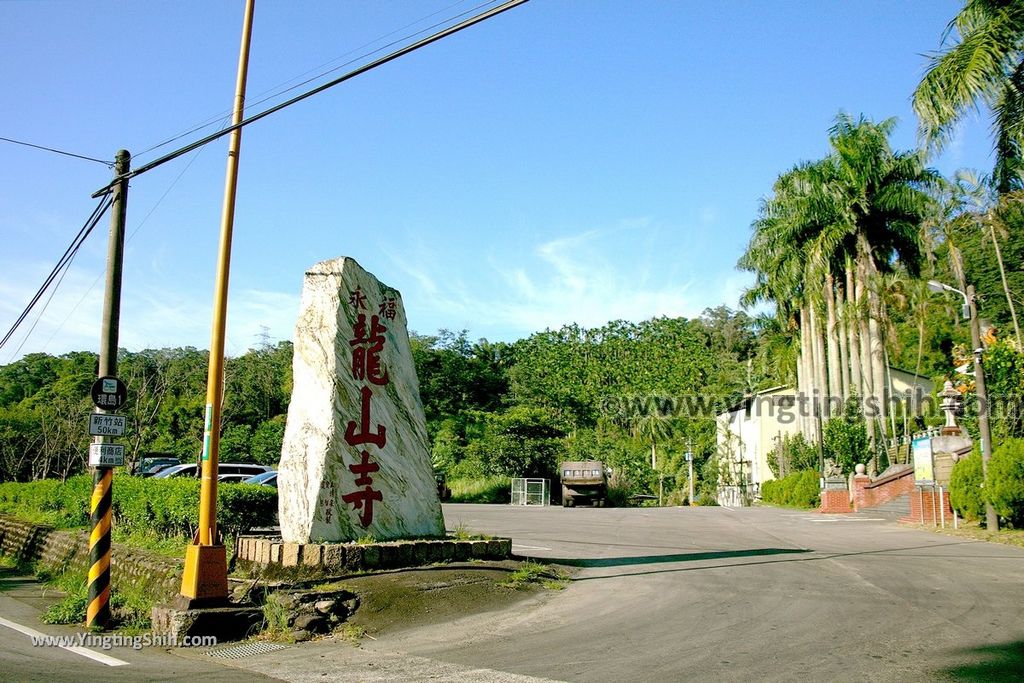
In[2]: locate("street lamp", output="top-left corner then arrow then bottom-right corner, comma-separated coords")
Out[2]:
928,279 -> 999,529
927,280 -> 970,320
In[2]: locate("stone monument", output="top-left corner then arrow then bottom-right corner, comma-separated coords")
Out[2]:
278,257 -> 445,543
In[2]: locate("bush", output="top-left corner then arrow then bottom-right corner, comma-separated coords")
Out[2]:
760,470 -> 819,508
767,433 -> 819,478
949,448 -> 985,522
986,438 -> 1024,528
448,476 -> 511,503
0,476 -> 276,539
822,408 -> 869,475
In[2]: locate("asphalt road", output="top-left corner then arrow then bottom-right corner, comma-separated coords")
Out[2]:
226,504 -> 1024,682
4,505 -> 1023,681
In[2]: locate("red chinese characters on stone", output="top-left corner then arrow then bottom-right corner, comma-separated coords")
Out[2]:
378,297 -> 397,320
350,314 -> 389,385
344,386 -> 386,448
341,451 -> 383,527
348,287 -> 368,311
342,298 -> 393,528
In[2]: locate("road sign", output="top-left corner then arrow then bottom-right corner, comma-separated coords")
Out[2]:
91,376 -> 127,410
89,443 -> 125,468
88,414 -> 127,437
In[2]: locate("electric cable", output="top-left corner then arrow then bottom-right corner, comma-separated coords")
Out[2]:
133,0 -> 489,160
94,0 -> 529,197
0,136 -> 112,166
0,195 -> 112,353
40,138 -> 218,355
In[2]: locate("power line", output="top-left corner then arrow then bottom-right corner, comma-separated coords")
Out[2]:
93,0 -> 530,198
0,136 -> 112,166
0,195 -> 113,354
134,0 -> 489,160
40,139 -> 219,355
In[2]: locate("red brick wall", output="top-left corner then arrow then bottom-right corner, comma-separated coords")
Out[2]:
904,487 -> 954,525
819,490 -> 851,514
851,470 -> 915,511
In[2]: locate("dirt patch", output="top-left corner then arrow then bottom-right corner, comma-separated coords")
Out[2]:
333,560 -> 570,637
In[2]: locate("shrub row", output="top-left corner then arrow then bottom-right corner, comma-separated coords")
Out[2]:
0,475 -> 277,538
950,439 -> 1024,527
760,470 -> 820,509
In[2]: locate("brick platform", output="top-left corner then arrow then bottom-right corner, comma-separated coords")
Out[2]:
235,536 -> 512,572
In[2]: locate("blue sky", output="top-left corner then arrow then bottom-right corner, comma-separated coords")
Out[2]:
0,1 -> 994,362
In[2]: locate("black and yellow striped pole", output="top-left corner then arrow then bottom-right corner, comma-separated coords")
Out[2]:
86,468 -> 113,628
86,149 -> 129,630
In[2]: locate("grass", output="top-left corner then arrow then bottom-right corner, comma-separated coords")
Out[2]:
34,564 -> 153,631
498,560 -> 570,590
925,519 -> 1024,549
259,597 -> 295,643
448,521 -> 493,541
111,528 -> 188,559
338,623 -> 365,644
448,476 -> 511,504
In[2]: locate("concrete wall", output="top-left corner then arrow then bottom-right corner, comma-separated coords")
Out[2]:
0,515 -> 182,600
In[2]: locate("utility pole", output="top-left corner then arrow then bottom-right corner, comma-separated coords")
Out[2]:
87,149 -> 130,630
180,0 -> 255,604
687,439 -> 695,506
967,284 -> 999,530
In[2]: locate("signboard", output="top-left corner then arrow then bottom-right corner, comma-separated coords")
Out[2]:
89,443 -> 125,468
91,376 -> 127,410
912,436 -> 934,484
88,414 -> 127,437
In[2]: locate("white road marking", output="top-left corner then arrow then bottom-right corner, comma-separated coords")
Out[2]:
803,517 -> 886,522
0,616 -> 130,667
513,544 -> 551,551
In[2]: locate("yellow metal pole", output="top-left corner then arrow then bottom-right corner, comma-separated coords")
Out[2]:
181,0 -> 255,602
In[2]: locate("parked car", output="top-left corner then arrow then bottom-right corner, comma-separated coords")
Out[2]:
135,456 -> 180,477
243,470 -> 278,488
151,462 -> 273,479
217,473 -> 257,484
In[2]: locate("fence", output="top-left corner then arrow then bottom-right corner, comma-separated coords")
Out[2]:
510,478 -> 550,506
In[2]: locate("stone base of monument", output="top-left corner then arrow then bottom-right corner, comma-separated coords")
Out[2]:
151,597 -> 263,643
235,535 -> 512,573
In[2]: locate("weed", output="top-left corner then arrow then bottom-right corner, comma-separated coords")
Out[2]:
447,522 -> 493,541
339,623 -> 365,644
259,598 -> 294,642
41,594 -> 88,624
498,561 -> 569,590
355,535 -> 376,545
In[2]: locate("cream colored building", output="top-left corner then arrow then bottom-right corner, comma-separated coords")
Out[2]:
715,368 -> 934,504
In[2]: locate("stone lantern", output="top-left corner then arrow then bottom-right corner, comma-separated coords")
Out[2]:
940,380 -> 962,436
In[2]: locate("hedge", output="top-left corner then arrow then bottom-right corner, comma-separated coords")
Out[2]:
761,470 -> 820,508
949,448 -> 985,522
987,438 -> 1024,528
0,475 -> 276,538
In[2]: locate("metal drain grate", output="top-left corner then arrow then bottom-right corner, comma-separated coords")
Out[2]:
205,641 -> 290,659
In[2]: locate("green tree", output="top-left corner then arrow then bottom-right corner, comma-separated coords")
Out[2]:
914,0 -> 1024,193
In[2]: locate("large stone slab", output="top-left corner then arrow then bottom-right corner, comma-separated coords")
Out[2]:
279,257 -> 445,542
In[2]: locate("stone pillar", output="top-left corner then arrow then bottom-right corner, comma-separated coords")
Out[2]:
278,257 -> 445,543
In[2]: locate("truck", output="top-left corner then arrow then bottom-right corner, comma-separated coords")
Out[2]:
559,460 -> 608,507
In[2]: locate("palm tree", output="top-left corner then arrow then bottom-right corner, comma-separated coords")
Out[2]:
913,0 -> 1024,193
740,114 -> 935,453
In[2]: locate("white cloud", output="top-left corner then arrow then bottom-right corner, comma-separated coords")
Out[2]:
0,259 -> 300,362
390,221 -> 744,338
